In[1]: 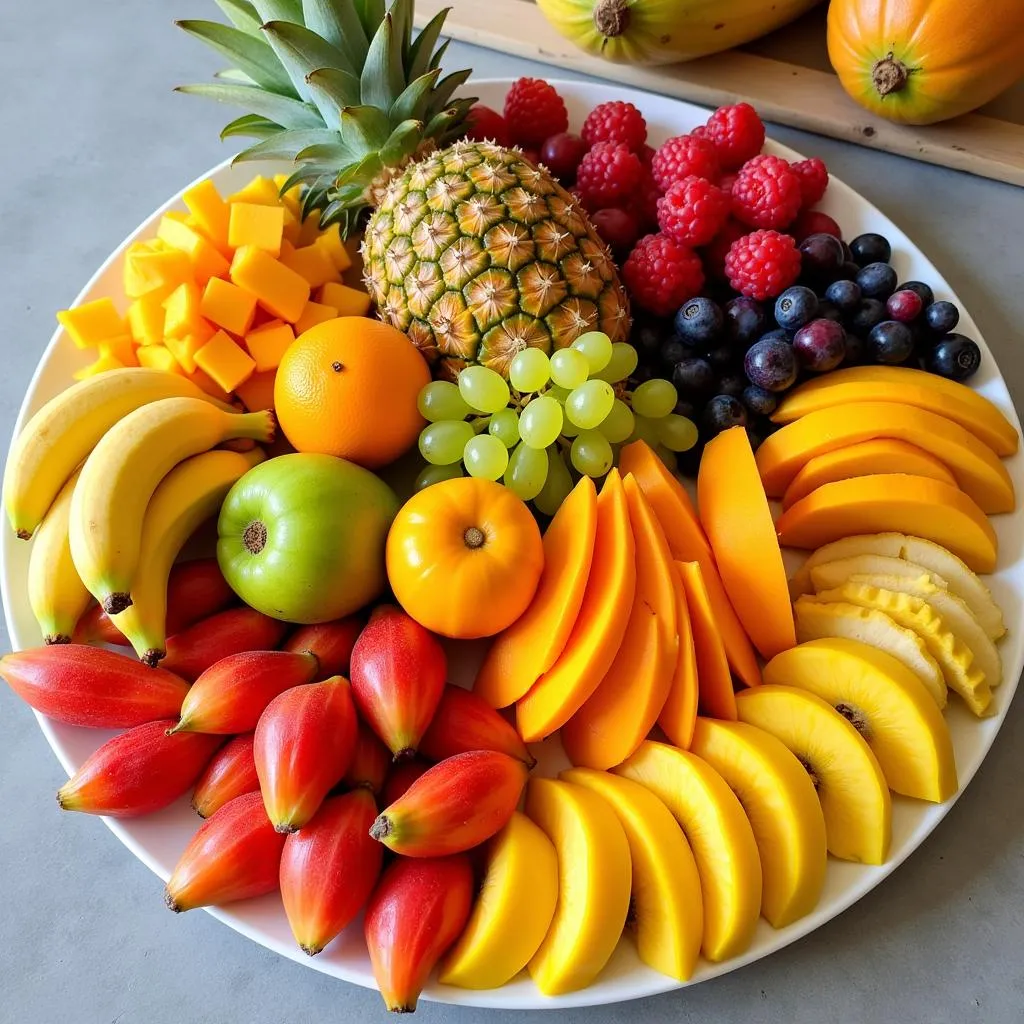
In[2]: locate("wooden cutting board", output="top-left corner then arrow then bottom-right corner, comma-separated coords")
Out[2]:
415,0 -> 1024,187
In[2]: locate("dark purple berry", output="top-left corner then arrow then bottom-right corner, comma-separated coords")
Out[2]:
674,399 -> 696,419
631,363 -> 655,384
825,278 -> 862,314
674,297 -> 724,347
857,262 -> 898,300
718,373 -> 746,398
774,286 -> 819,332
925,334 -> 981,381
705,343 -> 738,372
742,384 -> 778,416
724,296 -> 766,347
745,417 -> 776,453
703,395 -> 748,435
793,319 -> 846,372
841,333 -> 866,366
798,232 -> 845,282
660,337 -> 687,367
744,336 -> 798,392
672,357 -> 717,398
841,240 -> 854,262
817,299 -> 843,323
849,298 -> 886,335
868,320 -> 915,364
849,233 -> 891,267
634,321 -> 664,359
757,328 -> 790,346
898,281 -> 934,307
676,441 -> 704,478
886,289 -> 924,323
925,300 -> 959,335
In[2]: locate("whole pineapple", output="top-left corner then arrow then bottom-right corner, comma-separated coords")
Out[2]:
178,0 -> 630,379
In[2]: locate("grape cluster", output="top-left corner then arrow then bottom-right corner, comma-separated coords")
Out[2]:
415,333 -> 697,514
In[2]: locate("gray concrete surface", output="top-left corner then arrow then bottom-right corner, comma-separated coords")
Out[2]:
1,3 -> 1023,1023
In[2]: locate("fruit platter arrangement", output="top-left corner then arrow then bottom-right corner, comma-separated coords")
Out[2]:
2,0 -> 1022,1012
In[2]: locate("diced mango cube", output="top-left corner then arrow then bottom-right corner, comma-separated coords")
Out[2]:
73,352 -> 125,380
99,334 -> 139,367
183,178 -> 231,252
166,333 -> 210,374
195,330 -> 256,392
282,218 -> 302,246
245,320 -> 295,372
318,282 -> 372,317
235,370 -> 278,412
280,238 -> 297,259
138,345 -> 183,375
228,202 -> 285,256
294,301 -> 338,335
123,247 -> 194,301
297,212 -> 323,248
162,283 -> 205,339
274,174 -> 303,219
228,176 -> 281,206
229,246 -> 310,323
315,223 -> 353,272
164,210 -> 189,223
57,298 -> 126,350
200,277 -> 258,337
281,243 -> 339,289
157,216 -> 231,285
127,295 -> 166,347
187,367 -> 235,403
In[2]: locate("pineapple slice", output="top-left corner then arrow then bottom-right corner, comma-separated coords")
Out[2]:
813,582 -> 991,716
688,718 -> 827,929
736,685 -> 892,865
764,639 -> 957,803
809,554 -> 949,593
793,598 -> 947,708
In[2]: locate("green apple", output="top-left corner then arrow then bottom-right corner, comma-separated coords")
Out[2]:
217,453 -> 400,624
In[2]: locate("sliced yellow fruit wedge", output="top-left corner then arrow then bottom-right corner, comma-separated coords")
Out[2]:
808,553 -> 949,593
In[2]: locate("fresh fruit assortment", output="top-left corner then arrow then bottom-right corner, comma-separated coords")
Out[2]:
2,4 -> 1021,1010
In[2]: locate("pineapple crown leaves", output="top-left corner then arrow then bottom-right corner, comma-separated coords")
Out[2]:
175,0 -> 475,229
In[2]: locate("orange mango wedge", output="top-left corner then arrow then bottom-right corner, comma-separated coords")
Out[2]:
678,561 -> 736,721
658,563 -> 699,749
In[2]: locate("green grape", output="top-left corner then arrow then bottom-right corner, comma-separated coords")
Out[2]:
417,380 -> 470,422
458,365 -> 510,414
560,418 -> 581,438
419,421 -> 474,465
488,407 -> 520,447
463,433 -> 509,480
658,413 -> 699,452
546,384 -> 570,403
631,378 -> 678,419
504,442 -> 548,501
415,463 -> 463,490
596,342 -> 639,383
628,414 -> 661,448
654,444 -> 678,473
509,349 -> 550,392
570,431 -> 614,478
549,348 -> 589,389
600,399 -> 635,443
534,447 -> 573,516
570,331 -> 613,373
518,396 -> 563,449
565,379 -> 615,430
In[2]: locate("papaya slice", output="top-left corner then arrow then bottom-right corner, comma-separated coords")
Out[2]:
678,561 -> 737,721
658,564 -> 699,749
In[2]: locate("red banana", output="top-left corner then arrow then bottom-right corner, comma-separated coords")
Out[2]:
73,604 -> 129,646
192,734 -> 259,818
380,760 -> 431,808
280,789 -> 383,955
0,644 -> 189,728
283,616 -> 362,678
420,684 -> 536,767
342,724 -> 392,795
364,855 -> 474,1013
169,650 -> 319,734
165,791 -> 286,912
57,721 -> 222,817
370,751 -> 527,857
254,676 -> 358,832
159,607 -> 288,680
349,606 -> 446,759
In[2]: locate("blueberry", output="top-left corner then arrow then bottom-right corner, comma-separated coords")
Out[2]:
898,281 -> 934,307
857,262 -> 898,300
925,333 -> 981,381
775,286 -> 819,332
824,278 -> 862,314
757,328 -> 791,346
703,395 -> 748,435
745,417 -> 776,453
793,319 -> 846,372
744,336 -> 798,392
633,319 -> 665,359
867,320 -> 915,364
724,296 -> 767,347
672,357 -> 717,398
742,384 -> 779,416
798,233 -> 845,282
705,343 -> 738,372
817,299 -> 843,323
837,260 -> 862,281
718,373 -> 746,398
673,399 -> 696,420
925,300 -> 959,335
674,297 -> 724,347
659,337 -> 687,367
848,297 -> 887,335
841,333 -> 866,366
849,232 -> 892,267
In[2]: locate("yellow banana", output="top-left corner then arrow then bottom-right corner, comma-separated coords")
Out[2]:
69,397 -> 275,615
27,469 -> 92,645
4,368 -> 235,540
111,447 -> 264,665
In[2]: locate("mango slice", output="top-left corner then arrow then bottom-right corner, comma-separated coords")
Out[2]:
677,561 -> 737,721
658,562 -> 699,750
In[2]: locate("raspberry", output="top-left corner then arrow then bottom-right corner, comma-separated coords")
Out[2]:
731,155 -> 802,230
622,233 -> 705,316
651,134 -> 721,192
629,169 -> 661,232
581,101 -> 647,152
503,78 -> 568,148
463,104 -> 512,147
575,141 -> 644,211
718,172 -> 738,195
704,103 -> 765,169
790,209 -> 843,243
724,230 -> 802,300
792,157 -> 829,208
657,176 -> 730,247
702,217 -> 747,280
637,143 -> 655,166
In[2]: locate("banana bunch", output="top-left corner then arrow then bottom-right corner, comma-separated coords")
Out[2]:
7,368 -> 274,653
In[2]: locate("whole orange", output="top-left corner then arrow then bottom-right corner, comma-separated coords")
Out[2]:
274,317 -> 430,468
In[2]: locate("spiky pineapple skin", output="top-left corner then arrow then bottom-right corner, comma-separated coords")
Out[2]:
361,140 -> 631,379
